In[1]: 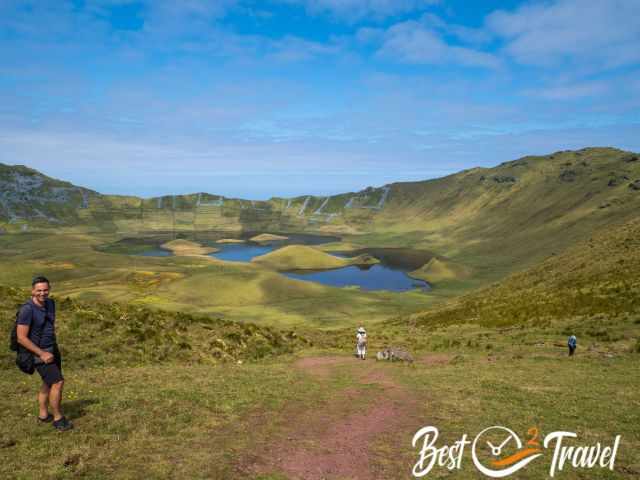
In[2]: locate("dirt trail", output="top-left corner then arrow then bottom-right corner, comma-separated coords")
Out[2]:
245,356 -> 425,480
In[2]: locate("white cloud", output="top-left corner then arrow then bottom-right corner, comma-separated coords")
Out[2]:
376,19 -> 500,68
486,0 -> 640,69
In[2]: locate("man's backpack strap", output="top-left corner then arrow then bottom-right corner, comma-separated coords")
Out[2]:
10,302 -> 31,352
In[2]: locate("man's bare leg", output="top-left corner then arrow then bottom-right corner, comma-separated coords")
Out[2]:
49,380 -> 64,421
38,383 -> 50,419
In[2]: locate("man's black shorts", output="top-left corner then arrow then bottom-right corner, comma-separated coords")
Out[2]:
35,351 -> 63,386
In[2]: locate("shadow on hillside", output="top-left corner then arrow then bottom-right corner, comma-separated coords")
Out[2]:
64,398 -> 99,420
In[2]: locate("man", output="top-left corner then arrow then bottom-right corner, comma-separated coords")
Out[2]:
16,276 -> 73,431
568,335 -> 577,356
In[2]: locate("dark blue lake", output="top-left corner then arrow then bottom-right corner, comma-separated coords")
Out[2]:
283,264 -> 429,292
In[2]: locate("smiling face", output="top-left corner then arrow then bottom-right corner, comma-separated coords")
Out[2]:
31,281 -> 50,306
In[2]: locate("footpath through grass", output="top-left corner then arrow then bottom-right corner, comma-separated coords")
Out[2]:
2,314 -> 639,479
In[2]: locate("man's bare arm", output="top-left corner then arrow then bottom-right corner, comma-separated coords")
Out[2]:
16,324 -> 53,363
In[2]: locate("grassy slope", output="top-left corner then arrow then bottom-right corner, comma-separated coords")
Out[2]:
403,215 -> 640,334
0,285 -> 308,366
367,147 -> 639,265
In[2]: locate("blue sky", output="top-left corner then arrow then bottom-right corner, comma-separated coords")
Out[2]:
1,0 -> 639,199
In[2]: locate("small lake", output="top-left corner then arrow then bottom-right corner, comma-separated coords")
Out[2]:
283,264 -> 429,292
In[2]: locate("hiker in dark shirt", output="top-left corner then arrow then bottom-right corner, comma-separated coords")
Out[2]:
16,276 -> 73,431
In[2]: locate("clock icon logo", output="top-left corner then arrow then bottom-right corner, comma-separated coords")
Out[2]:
471,426 -> 543,478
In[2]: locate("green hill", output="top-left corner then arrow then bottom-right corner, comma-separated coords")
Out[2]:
252,245 -> 378,271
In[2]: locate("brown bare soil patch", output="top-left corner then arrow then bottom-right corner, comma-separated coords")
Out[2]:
293,355 -> 353,377
243,356 -> 426,479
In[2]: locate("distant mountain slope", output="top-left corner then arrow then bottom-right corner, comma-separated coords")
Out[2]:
2,148 -> 638,232
0,163 -> 96,225
378,147 -> 639,238
0,163 -> 139,230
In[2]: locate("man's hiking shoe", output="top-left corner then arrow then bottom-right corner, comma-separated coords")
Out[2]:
38,413 -> 53,423
52,417 -> 73,432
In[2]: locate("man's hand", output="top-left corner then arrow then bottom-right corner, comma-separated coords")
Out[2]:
40,351 -> 54,364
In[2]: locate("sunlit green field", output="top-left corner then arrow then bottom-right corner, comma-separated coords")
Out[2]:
1,319 -> 638,479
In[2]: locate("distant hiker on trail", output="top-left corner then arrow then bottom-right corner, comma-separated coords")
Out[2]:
15,276 -> 73,431
356,327 -> 367,360
568,335 -> 577,356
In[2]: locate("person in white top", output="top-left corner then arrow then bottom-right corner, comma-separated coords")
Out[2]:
356,327 -> 367,360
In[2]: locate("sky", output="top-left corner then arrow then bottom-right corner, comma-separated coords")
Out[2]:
1,0 -> 639,199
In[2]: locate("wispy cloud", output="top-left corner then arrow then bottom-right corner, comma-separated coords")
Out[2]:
374,18 -> 500,68
486,0 -> 640,69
